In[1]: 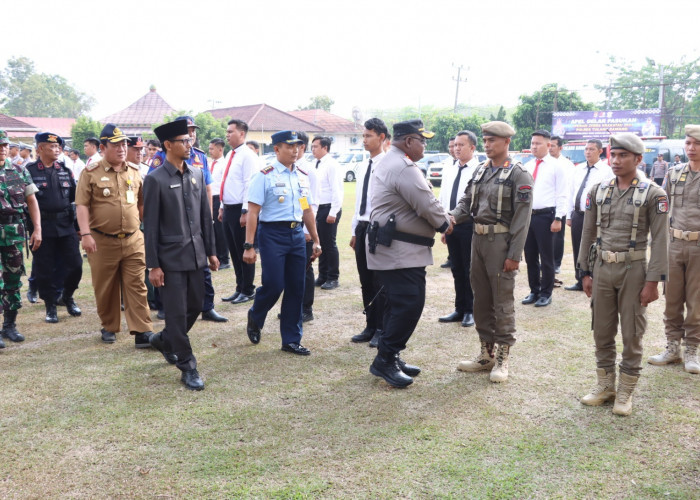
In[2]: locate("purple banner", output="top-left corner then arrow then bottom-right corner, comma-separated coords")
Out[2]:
552,109 -> 661,140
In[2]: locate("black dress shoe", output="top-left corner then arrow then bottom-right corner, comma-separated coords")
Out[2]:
282,342 -> 311,355
302,310 -> 314,323
222,292 -> 240,302
534,295 -> 552,307
157,310 -> 165,320
522,293 -> 539,305
247,309 -> 261,344
201,309 -> 228,322
462,313 -> 475,327
45,304 -> 59,324
149,332 -> 178,364
440,259 -> 452,269
181,369 -> 204,391
231,293 -> 254,304
314,277 -> 326,287
26,287 -> 38,304
218,262 -> 232,270
0,337 -> 5,348
320,280 -> 339,290
370,354 -> 413,388
101,328 -> 116,343
555,266 -> 561,274
565,282 -> 584,291
396,355 -> 421,377
61,295 -> 82,316
369,329 -> 381,348
439,311 -> 463,323
133,331 -> 153,349
1,325 -> 24,342
352,328 -> 375,343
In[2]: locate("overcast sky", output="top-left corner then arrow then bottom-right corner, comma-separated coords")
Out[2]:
5,0 -> 698,121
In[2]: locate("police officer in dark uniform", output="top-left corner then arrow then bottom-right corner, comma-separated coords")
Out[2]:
25,132 -> 83,323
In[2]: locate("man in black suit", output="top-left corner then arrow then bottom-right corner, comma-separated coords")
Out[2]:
143,119 -> 219,391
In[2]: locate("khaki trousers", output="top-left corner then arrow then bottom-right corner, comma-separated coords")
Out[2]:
664,238 -> 700,346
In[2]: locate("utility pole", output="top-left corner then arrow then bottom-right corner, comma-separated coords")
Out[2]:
452,64 -> 468,113
209,99 -> 221,110
658,65 -> 665,135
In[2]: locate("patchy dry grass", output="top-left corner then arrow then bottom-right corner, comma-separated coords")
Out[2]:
0,182 -> 698,498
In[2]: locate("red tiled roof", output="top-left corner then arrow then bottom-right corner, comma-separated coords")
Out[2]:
15,117 -> 75,138
206,104 -> 323,133
101,86 -> 175,127
0,114 -> 39,132
288,109 -> 360,134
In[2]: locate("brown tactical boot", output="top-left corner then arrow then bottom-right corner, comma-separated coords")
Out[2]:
648,339 -> 682,365
684,344 -> 700,374
581,368 -> 616,406
457,341 -> 494,372
612,372 -> 639,416
489,344 -> 510,383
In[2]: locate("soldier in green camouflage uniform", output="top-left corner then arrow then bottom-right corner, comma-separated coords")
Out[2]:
0,129 -> 42,348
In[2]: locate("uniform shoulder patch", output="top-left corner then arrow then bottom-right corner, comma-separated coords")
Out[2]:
152,156 -> 162,168
261,165 -> 274,175
297,167 -> 308,176
585,192 -> 592,210
517,184 -> 532,202
656,195 -> 669,214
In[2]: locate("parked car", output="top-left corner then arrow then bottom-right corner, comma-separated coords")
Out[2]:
417,153 -> 450,182
337,150 -> 370,181
511,151 -> 535,165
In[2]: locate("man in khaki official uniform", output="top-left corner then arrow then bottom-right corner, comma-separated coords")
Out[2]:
578,133 -> 669,416
648,125 -> 700,374
76,124 -> 153,347
451,121 -> 533,383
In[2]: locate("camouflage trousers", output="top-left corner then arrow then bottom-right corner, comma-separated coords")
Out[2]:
0,243 -> 25,312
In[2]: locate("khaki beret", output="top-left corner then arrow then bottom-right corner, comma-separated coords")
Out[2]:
609,133 -> 644,155
685,124 -> 700,141
481,121 -> 515,138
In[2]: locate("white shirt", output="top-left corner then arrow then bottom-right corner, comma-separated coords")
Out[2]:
567,159 -> 613,217
209,155 -> 226,195
70,157 -> 85,177
221,143 -> 257,209
351,151 -> 386,236
297,156 -> 320,236
439,156 -> 480,212
524,154 -> 568,217
80,153 -> 101,179
315,153 -> 344,216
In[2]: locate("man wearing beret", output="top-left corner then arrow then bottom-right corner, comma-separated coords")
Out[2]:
25,132 -> 83,323
76,124 -> 154,348
366,119 -> 453,388
578,133 -> 669,416
0,129 -> 42,347
452,121 -> 533,383
648,125 -> 700,374
144,119 -> 218,390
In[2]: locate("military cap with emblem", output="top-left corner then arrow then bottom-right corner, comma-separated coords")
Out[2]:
100,123 -> 128,143
393,119 -> 435,139
127,136 -> 146,148
154,119 -> 190,144
685,124 -> 700,142
174,115 -> 199,129
481,121 -> 516,138
271,130 -> 303,145
609,133 -> 645,155
0,129 -> 9,145
19,143 -> 32,151
35,131 -> 65,147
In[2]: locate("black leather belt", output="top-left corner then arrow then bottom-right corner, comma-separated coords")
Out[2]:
532,207 -> 555,215
319,204 -> 331,208
356,220 -> 370,230
40,208 -> 71,220
91,228 -> 135,239
223,203 -> 242,208
260,221 -> 301,228
393,230 -> 435,247
0,214 -> 21,224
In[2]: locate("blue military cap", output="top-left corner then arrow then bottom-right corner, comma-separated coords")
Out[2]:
154,119 -> 189,144
271,130 -> 303,145
35,131 -> 65,147
100,123 -> 129,143
174,115 -> 199,129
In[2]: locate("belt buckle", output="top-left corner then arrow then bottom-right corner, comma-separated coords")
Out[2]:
681,231 -> 691,241
117,233 -> 126,239
290,222 -> 298,229
605,251 -> 617,263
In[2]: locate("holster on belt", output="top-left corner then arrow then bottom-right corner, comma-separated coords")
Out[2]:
588,243 -> 599,277
368,221 -> 379,254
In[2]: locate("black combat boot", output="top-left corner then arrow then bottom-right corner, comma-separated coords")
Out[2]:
2,310 -> 25,342
370,352 -> 413,388
60,293 -> 81,317
45,303 -> 59,324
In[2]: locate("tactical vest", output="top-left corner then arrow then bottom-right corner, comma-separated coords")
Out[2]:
595,176 -> 652,254
470,160 -> 519,225
667,163 -> 689,221
0,162 -> 27,215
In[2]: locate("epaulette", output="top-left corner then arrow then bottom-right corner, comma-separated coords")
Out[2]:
126,161 -> 139,170
192,146 -> 205,154
86,159 -> 100,171
297,166 -> 308,175
261,165 -> 274,175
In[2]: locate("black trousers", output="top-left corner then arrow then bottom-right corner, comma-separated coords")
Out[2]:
376,267 -> 426,357
354,221 -> 385,330
160,268 -> 204,372
223,203 -> 255,296
32,234 -> 82,303
212,195 -> 229,264
446,222 -> 474,314
524,210 -> 556,298
570,210 -> 585,285
316,204 -> 341,281
554,216 -> 566,268
303,239 -> 314,312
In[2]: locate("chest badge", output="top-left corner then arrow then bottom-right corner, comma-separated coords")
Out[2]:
191,177 -> 197,185
103,188 -> 111,197
100,177 -> 109,181
278,196 -> 285,203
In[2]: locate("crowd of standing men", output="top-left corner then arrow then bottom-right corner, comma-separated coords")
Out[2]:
0,115 -> 697,409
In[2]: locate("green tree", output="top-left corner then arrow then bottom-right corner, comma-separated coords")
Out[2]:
297,95 -> 335,112
511,84 -> 594,150
489,105 -> 507,121
0,56 -> 95,118
70,116 -> 103,156
427,114 -> 486,151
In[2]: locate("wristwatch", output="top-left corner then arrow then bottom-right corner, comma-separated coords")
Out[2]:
243,242 -> 254,250
554,216 -> 562,222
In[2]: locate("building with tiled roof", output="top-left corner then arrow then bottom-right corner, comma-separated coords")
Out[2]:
0,114 -> 41,143
288,109 -> 363,150
15,117 -> 76,139
101,85 -> 175,135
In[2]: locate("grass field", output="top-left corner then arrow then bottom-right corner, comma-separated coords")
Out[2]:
1,182 -> 698,499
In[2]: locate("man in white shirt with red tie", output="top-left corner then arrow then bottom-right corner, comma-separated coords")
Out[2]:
81,137 -> 102,180
549,135 -> 574,276
312,136 -> 344,290
209,138 -> 230,270
565,139 -> 612,291
219,119 -> 257,304
522,130 -> 567,307
439,130 -> 480,326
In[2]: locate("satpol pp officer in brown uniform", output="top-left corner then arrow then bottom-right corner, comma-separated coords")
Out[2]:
451,121 -> 533,383
648,124 -> 700,374
578,133 -> 669,416
76,124 -> 154,347
366,119 -> 453,388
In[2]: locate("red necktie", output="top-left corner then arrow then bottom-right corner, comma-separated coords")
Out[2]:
210,159 -> 217,173
533,158 -> 543,181
220,151 -> 235,199
86,158 -> 91,167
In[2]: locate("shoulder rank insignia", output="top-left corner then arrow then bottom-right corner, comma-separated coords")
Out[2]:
297,167 -> 308,176
261,165 -> 274,175
86,160 -> 100,172
193,146 -> 205,154
126,161 -> 139,170
656,195 -> 669,214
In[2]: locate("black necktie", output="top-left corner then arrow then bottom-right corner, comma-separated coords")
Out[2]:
359,159 -> 372,216
450,164 -> 467,210
575,165 -> 593,212
316,159 -> 320,169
